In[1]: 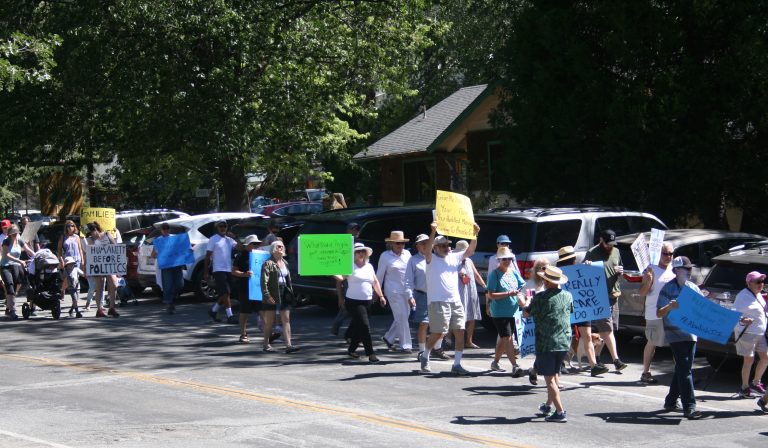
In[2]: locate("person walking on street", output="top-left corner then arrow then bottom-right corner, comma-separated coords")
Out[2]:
151,222 -> 189,315
524,266 -> 573,422
583,229 -> 628,372
733,271 -> 768,398
486,246 -> 526,376
638,242 -> 676,383
418,221 -> 480,376
656,256 -> 703,420
84,222 -> 120,318
334,243 -> 386,362
1,225 -> 34,320
406,234 -> 430,356
260,240 -> 300,353
232,235 -> 262,343
378,231 -> 413,353
331,222 -> 360,337
204,220 -> 239,324
455,240 -> 485,349
57,220 -> 84,299
20,215 -> 40,252
487,235 -> 521,277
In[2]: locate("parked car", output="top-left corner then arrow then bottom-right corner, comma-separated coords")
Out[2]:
122,227 -> 156,294
136,212 -> 269,301
115,209 -> 189,234
471,206 -> 668,331
615,229 -> 765,333
286,206 -> 434,308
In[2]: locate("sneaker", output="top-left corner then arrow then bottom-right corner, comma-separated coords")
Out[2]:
750,382 -> 766,395
208,308 -> 220,322
757,398 -> 768,413
684,409 -> 703,420
382,336 -> 394,350
226,315 -> 237,324
75,311 -> 83,318
538,403 -> 553,417
368,354 -> 379,363
286,346 -> 301,354
591,364 -> 609,376
418,352 -> 431,373
545,411 -> 567,422
663,400 -> 682,412
613,358 -> 627,371
640,372 -> 658,384
107,307 -> 120,317
269,332 -> 282,343
490,361 -> 504,372
432,348 -> 450,360
739,387 -> 754,399
263,345 -> 275,352
416,350 -> 424,362
451,364 -> 471,377
510,365 -> 524,378
528,368 -> 538,386
398,348 -> 413,354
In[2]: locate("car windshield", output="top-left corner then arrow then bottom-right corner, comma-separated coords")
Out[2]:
703,262 -> 759,291
474,219 -> 533,254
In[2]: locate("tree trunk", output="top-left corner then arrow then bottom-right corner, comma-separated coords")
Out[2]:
219,160 -> 249,212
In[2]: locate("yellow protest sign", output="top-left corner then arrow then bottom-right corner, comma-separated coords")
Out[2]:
436,190 -> 476,239
80,207 -> 117,236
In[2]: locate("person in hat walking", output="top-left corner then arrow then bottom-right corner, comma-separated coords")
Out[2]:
334,243 -> 387,362
204,220 -> 241,324
378,231 -> 413,352
455,240 -> 486,349
419,221 -> 480,376
656,256 -> 703,420
524,265 -> 573,422
638,242 -> 676,383
487,235 -> 521,277
151,222 -> 191,315
583,229 -> 628,372
83,222 -> 120,318
62,256 -> 84,318
331,222 -> 361,337
260,240 -> 300,354
732,271 -> 768,398
406,234 -> 431,355
231,235 -> 262,343
486,246 -> 526,375
1,225 -> 34,320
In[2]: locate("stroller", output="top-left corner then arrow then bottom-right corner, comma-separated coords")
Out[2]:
23,250 -> 64,319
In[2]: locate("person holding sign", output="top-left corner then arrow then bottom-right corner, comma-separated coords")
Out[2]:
334,243 -> 386,362
486,247 -> 527,376
523,266 -> 573,423
151,223 -> 188,315
637,242 -> 675,384
85,222 -> 120,318
260,241 -> 300,354
656,256 -> 703,420
583,229 -> 628,372
231,235 -> 262,343
378,231 -> 413,353
732,271 -> 768,399
418,221 -> 480,377
204,220 -> 240,324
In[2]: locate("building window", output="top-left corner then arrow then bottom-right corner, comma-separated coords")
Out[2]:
403,159 -> 436,203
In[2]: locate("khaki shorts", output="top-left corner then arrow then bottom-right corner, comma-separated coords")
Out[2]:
644,319 -> 667,347
593,302 -> 619,333
735,333 -> 768,357
428,301 -> 465,334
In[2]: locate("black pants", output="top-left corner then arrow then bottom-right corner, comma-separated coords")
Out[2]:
345,298 -> 374,356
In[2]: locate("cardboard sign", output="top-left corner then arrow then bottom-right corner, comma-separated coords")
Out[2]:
514,310 -> 536,357
435,190 -> 475,240
21,221 -> 42,244
561,265 -> 612,323
630,233 -> 651,273
85,244 -> 127,276
80,207 -> 116,236
648,228 -> 666,266
667,286 -> 743,344
248,250 -> 271,301
153,233 -> 195,269
298,234 -> 353,276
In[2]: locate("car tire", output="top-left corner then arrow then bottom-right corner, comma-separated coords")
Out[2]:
192,265 -> 217,302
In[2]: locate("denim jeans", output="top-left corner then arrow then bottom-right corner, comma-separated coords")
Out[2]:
161,266 -> 184,305
345,298 -> 374,356
666,340 -> 697,412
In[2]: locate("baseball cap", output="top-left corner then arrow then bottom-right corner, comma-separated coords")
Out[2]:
0,219 -> 10,229
414,234 -> 429,244
496,235 -> 512,244
672,256 -> 694,269
600,229 -> 617,246
434,235 -> 452,246
746,271 -> 766,283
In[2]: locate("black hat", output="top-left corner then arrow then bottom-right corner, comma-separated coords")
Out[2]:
599,229 -> 617,246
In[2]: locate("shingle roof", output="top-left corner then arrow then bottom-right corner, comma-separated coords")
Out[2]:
354,84 -> 490,161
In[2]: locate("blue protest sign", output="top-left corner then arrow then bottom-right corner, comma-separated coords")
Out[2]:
514,310 -> 536,357
667,286 -> 743,344
248,251 -> 272,301
154,233 -> 195,269
561,265 -> 612,323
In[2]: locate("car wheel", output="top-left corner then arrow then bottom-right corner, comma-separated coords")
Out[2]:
21,303 -> 30,319
51,304 -> 61,320
192,265 -> 217,302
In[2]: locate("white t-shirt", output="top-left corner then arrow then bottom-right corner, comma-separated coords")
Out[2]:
206,234 -> 237,273
733,288 -> 768,335
346,263 -> 376,300
644,264 -> 675,320
426,250 -> 464,303
376,250 -> 411,295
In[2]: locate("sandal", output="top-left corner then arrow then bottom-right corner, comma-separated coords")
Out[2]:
239,334 -> 250,343
263,345 -> 275,352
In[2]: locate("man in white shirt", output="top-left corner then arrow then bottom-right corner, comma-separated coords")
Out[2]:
204,220 -> 240,324
638,242 -> 675,383
418,221 -> 480,376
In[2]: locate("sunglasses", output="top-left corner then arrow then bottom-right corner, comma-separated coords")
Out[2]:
662,252 -> 674,256
393,242 -> 405,245
753,280 -> 765,284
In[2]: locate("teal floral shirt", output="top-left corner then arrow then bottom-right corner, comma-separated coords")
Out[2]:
529,288 -> 574,353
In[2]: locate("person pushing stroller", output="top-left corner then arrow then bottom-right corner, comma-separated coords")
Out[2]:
62,256 -> 84,318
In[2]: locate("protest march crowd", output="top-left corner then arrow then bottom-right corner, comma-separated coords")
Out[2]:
3,208 -> 768,424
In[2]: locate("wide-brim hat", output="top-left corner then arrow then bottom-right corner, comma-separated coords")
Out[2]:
63,256 -> 76,266
433,235 -> 452,246
414,234 -> 429,244
353,242 -> 373,257
537,265 -> 569,285
385,230 -> 409,243
496,235 -> 512,244
243,234 -> 261,245
496,247 -> 515,260
557,246 -> 576,263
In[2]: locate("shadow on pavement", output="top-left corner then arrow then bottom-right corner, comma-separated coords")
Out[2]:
463,384 -> 537,397
451,415 -> 538,425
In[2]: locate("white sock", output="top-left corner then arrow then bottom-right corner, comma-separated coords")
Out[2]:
419,343 -> 426,352
436,337 -> 444,348
454,351 -> 463,366
424,348 -> 431,360
225,308 -> 233,317
212,304 -> 220,312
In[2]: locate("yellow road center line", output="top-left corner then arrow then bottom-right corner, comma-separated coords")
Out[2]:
0,353 -> 533,448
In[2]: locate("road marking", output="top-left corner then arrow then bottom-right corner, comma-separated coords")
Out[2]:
0,353 -> 532,448
0,429 -> 75,448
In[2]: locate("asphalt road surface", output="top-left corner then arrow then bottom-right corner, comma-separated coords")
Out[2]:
1,293 -> 766,448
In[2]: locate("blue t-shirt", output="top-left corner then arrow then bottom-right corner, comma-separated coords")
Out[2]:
657,279 -> 701,343
487,267 -> 526,317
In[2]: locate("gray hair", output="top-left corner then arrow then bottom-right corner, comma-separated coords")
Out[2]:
269,240 -> 285,255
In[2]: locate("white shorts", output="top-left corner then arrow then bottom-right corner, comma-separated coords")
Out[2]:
735,333 -> 768,357
428,301 -> 465,334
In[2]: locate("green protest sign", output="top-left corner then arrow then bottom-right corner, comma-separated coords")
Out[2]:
298,234 -> 354,276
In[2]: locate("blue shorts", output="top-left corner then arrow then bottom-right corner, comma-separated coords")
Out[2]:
535,351 -> 567,377
410,290 -> 428,324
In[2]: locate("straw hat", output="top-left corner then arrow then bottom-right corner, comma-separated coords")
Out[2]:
537,265 -> 569,285
354,242 -> 373,257
384,231 -> 409,243
557,246 -> 576,263
496,247 -> 515,260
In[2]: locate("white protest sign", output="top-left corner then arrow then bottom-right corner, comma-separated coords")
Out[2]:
648,228 -> 666,266
85,244 -> 127,276
21,221 -> 42,245
630,233 -> 650,273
